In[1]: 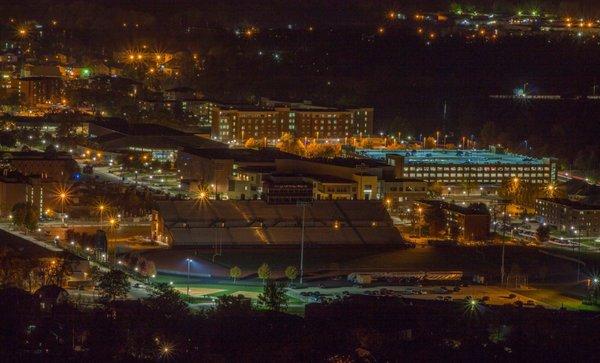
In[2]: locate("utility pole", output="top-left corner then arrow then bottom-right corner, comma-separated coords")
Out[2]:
501,240 -> 505,286
298,201 -> 309,285
186,258 -> 192,301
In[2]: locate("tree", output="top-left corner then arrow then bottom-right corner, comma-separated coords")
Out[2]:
230,266 -> 242,284
244,138 -> 262,149
96,270 -> 130,301
145,282 -> 189,318
43,257 -> 75,286
423,136 -> 436,149
448,220 -> 460,240
257,263 -> 271,284
276,133 -> 306,156
0,131 -> 16,148
479,121 -> 498,147
305,142 -> 341,158
429,182 -> 444,196
11,202 -> 38,232
284,266 -> 298,284
536,225 -> 551,242
257,280 -> 288,312
359,138 -> 374,149
424,206 -> 446,237
214,294 -> 253,316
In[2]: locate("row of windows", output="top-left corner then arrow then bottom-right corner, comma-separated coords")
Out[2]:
406,175 -> 551,183
408,172 -> 550,178
405,166 -> 550,172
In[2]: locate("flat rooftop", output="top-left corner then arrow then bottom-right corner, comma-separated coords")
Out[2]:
359,149 -> 549,166
182,147 -> 298,162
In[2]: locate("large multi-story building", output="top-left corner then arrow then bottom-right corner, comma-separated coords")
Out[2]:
18,76 -> 64,106
176,147 -> 426,203
0,168 -> 59,218
211,103 -> 373,142
361,147 -> 558,186
536,198 -> 600,236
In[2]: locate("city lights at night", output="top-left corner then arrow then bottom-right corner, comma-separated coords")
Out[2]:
0,0 -> 599,361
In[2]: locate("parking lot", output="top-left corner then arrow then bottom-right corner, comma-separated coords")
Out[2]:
289,284 -> 551,308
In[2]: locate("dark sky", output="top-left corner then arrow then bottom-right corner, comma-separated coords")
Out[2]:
4,1 -> 600,28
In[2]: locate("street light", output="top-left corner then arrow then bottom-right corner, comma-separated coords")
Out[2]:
546,184 -> 556,198
98,204 -> 106,230
186,258 -> 192,300
297,201 -> 310,285
59,192 -> 67,225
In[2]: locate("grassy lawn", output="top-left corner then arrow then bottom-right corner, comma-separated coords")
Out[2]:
154,274 -> 304,305
512,285 -> 600,312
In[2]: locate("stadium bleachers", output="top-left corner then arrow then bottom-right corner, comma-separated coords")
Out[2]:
155,200 -> 404,246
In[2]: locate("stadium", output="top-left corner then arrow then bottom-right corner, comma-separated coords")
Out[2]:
151,199 -> 405,246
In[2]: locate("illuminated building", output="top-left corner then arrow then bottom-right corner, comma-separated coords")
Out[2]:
361,147 -> 558,185
18,76 -> 64,106
414,200 -> 491,241
211,102 -> 373,141
536,198 -> 600,236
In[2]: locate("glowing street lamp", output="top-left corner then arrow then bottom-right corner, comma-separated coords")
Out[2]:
59,192 -> 67,224
98,204 -> 106,230
546,184 -> 556,198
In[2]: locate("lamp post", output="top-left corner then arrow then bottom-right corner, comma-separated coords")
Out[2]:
297,201 -> 310,285
186,258 -> 192,300
98,204 -> 105,230
59,192 -> 66,226
109,218 -> 116,261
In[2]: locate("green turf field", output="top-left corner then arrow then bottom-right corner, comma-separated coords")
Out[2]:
154,274 -> 304,305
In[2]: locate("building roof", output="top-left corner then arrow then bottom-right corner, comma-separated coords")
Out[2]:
417,200 -> 490,215
237,165 -> 277,174
0,168 -> 29,183
306,156 -> 388,169
90,118 -> 188,136
381,177 -> 426,183
93,134 -> 225,151
19,75 -> 63,81
181,147 -> 298,162
0,151 -> 75,160
360,149 -> 551,166
537,198 -> 600,211
303,174 -> 355,184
